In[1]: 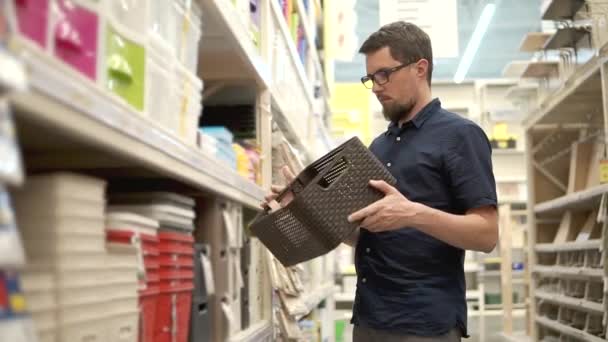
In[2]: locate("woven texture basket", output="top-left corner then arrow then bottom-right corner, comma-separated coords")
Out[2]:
250,137 -> 396,266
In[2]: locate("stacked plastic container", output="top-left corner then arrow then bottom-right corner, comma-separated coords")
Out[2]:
108,192 -> 196,342
105,211 -> 160,342
200,127 -> 238,169
13,173 -> 139,342
11,0 -> 204,145
146,0 -> 203,146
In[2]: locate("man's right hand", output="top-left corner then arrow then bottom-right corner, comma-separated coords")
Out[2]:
261,166 -> 296,210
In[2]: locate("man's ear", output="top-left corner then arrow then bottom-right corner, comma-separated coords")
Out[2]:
416,59 -> 430,80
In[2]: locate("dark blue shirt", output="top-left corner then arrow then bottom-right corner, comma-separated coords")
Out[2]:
352,98 -> 497,337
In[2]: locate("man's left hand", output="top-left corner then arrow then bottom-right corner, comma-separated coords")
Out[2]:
347,180 -> 422,232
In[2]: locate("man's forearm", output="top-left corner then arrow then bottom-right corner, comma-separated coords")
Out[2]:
410,204 -> 497,253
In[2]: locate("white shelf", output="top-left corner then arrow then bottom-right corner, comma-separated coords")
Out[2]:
0,49 -> 27,92
535,239 -> 602,253
198,0 -> 270,87
269,0 -> 314,104
335,292 -> 356,303
466,290 -> 481,300
11,48 -> 264,209
493,149 -> 526,156
533,266 -> 604,280
535,291 -> 604,314
485,303 -> 527,310
524,56 -> 606,128
229,320 -> 273,342
536,316 -> 605,342
534,184 -> 608,215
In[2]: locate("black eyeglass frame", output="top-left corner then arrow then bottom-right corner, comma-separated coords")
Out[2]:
360,61 -> 416,89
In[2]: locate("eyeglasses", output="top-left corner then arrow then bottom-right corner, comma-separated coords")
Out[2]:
361,62 -> 413,89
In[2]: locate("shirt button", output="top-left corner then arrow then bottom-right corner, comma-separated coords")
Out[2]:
387,162 -> 392,167
362,278 -> 367,283
396,137 -> 401,142
365,248 -> 370,253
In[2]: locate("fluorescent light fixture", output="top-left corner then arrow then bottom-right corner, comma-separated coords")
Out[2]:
453,3 -> 497,83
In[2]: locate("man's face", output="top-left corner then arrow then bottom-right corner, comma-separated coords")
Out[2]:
364,47 -> 419,122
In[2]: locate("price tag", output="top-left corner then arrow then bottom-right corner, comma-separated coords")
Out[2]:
600,159 -> 608,184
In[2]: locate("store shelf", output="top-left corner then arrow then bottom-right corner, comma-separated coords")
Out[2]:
493,149 -> 526,156
269,0 -> 314,104
533,266 -> 604,280
535,239 -> 602,253
524,56 -> 605,128
536,316 -> 605,342
534,184 -> 608,215
503,61 -> 532,78
481,270 -> 525,278
198,0 -> 270,87
505,83 -> 538,100
335,292 -> 356,303
541,0 -> 586,21
544,27 -> 590,50
295,0 -> 316,55
535,291 -> 604,314
486,303 -> 527,310
0,49 -> 27,91
10,49 -> 264,210
285,282 -> 335,319
229,320 -> 273,342
520,32 -> 553,52
522,61 -> 560,79
466,290 -> 481,300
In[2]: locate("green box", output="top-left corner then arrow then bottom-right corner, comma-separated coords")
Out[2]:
105,27 -> 145,111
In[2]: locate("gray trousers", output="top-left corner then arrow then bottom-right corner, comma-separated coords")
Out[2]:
353,325 -> 461,342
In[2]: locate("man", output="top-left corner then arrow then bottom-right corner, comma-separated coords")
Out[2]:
265,21 -> 498,342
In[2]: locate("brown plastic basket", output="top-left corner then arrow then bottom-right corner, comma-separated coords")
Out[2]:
249,137 -> 396,266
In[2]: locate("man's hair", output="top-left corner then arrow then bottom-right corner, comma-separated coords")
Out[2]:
359,21 -> 433,85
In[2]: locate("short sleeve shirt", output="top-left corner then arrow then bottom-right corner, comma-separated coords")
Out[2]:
351,98 -> 497,337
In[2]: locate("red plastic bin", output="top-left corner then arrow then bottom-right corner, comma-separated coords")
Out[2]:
159,253 -> 194,268
139,284 -> 159,342
154,283 -> 194,342
159,267 -> 194,280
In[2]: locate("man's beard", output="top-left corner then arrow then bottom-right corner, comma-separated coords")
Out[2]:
382,99 -> 415,122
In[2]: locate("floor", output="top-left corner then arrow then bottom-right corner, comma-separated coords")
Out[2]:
335,311 -> 529,342
467,311 -> 528,342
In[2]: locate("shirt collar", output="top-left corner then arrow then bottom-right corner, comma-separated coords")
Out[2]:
386,98 -> 441,135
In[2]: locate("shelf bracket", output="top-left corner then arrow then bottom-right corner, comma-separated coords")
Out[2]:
202,82 -> 228,101
532,160 -> 568,193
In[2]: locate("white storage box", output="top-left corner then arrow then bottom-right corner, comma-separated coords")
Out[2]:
175,64 -> 202,146
26,250 -> 138,272
38,330 -> 57,342
106,0 -> 148,36
57,282 -> 138,306
14,198 -> 106,219
175,0 -> 202,73
55,268 -> 138,288
59,297 -> 138,324
23,233 -> 106,257
106,212 -> 160,236
23,290 -> 56,312
12,173 -> 106,202
16,216 -> 105,236
59,318 -> 106,342
145,45 -> 177,132
32,310 -> 57,332
105,310 -> 139,342
148,0 -> 179,56
20,271 -> 55,293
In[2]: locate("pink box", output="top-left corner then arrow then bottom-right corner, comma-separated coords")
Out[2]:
15,0 -> 50,48
53,0 -> 99,80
